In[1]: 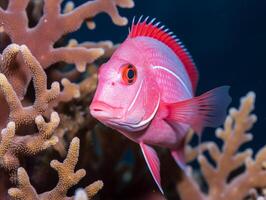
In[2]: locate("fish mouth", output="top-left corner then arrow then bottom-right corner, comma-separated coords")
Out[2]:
89,101 -> 123,120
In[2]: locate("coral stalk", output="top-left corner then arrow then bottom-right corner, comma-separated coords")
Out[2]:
0,112 -> 59,182
8,137 -> 103,200
0,0 -> 134,100
178,92 -> 266,200
0,44 -> 78,182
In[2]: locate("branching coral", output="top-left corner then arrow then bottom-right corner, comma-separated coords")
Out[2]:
0,122 -> 15,161
0,44 -> 70,182
178,92 -> 266,200
8,137 -> 103,200
0,111 -> 59,182
0,0 -> 136,198
0,1 -> 262,199
0,43 -> 81,184
67,39 -> 118,62
52,66 -> 98,156
0,0 -> 137,199
0,44 -> 61,126
0,0 -> 134,100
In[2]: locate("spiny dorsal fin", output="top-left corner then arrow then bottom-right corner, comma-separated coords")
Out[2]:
129,16 -> 199,91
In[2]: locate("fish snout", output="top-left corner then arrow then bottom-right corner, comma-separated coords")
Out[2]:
89,101 -> 123,120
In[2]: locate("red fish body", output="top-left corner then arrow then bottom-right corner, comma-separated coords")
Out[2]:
90,17 -> 231,193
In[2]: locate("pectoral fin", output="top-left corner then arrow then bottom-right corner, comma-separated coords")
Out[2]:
140,142 -> 164,194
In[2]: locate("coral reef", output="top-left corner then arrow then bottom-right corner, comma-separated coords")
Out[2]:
178,92 -> 266,200
0,44 -> 61,181
0,0 -> 136,199
0,44 -> 61,126
0,0 -> 133,124
0,0 -> 133,77
8,137 -> 103,200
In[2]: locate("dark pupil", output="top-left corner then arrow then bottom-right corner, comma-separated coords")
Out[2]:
127,69 -> 135,79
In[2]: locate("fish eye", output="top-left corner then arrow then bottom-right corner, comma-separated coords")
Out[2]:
121,63 -> 137,85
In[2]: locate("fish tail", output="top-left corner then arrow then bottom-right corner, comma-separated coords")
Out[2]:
166,86 -> 232,134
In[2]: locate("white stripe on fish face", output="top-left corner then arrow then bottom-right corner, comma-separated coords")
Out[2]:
152,65 -> 191,96
114,94 -> 160,132
127,79 -> 144,112
127,94 -> 160,130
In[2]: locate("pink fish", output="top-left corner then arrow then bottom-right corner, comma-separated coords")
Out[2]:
89,17 -> 231,194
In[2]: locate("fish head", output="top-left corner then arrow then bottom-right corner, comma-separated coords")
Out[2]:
90,39 -> 160,133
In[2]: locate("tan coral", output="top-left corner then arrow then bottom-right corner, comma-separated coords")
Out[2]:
79,73 -> 98,98
0,0 -> 134,101
47,78 -> 80,115
8,137 -> 103,200
52,69 -> 98,156
178,92 -> 266,200
54,39 -> 117,77
0,44 -> 80,128
0,0 -> 134,98
0,122 -> 15,159
67,39 -> 118,60
0,112 -> 59,182
60,78 -> 80,101
0,0 -> 133,131
0,1 -> 137,198
0,44 -> 79,182
0,44 -> 60,127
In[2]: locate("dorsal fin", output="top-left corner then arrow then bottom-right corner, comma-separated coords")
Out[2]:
129,17 -> 199,91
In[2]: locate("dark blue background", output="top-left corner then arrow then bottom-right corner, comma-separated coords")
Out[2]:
70,0 -> 266,152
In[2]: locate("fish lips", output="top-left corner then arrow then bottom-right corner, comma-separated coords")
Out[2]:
89,101 -> 123,121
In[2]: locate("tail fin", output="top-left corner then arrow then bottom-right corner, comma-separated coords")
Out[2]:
166,86 -> 231,134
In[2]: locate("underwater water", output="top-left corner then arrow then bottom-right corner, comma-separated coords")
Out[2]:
0,0 -> 266,200
72,0 -> 266,152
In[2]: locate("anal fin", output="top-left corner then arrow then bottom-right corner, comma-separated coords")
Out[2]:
140,142 -> 164,194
